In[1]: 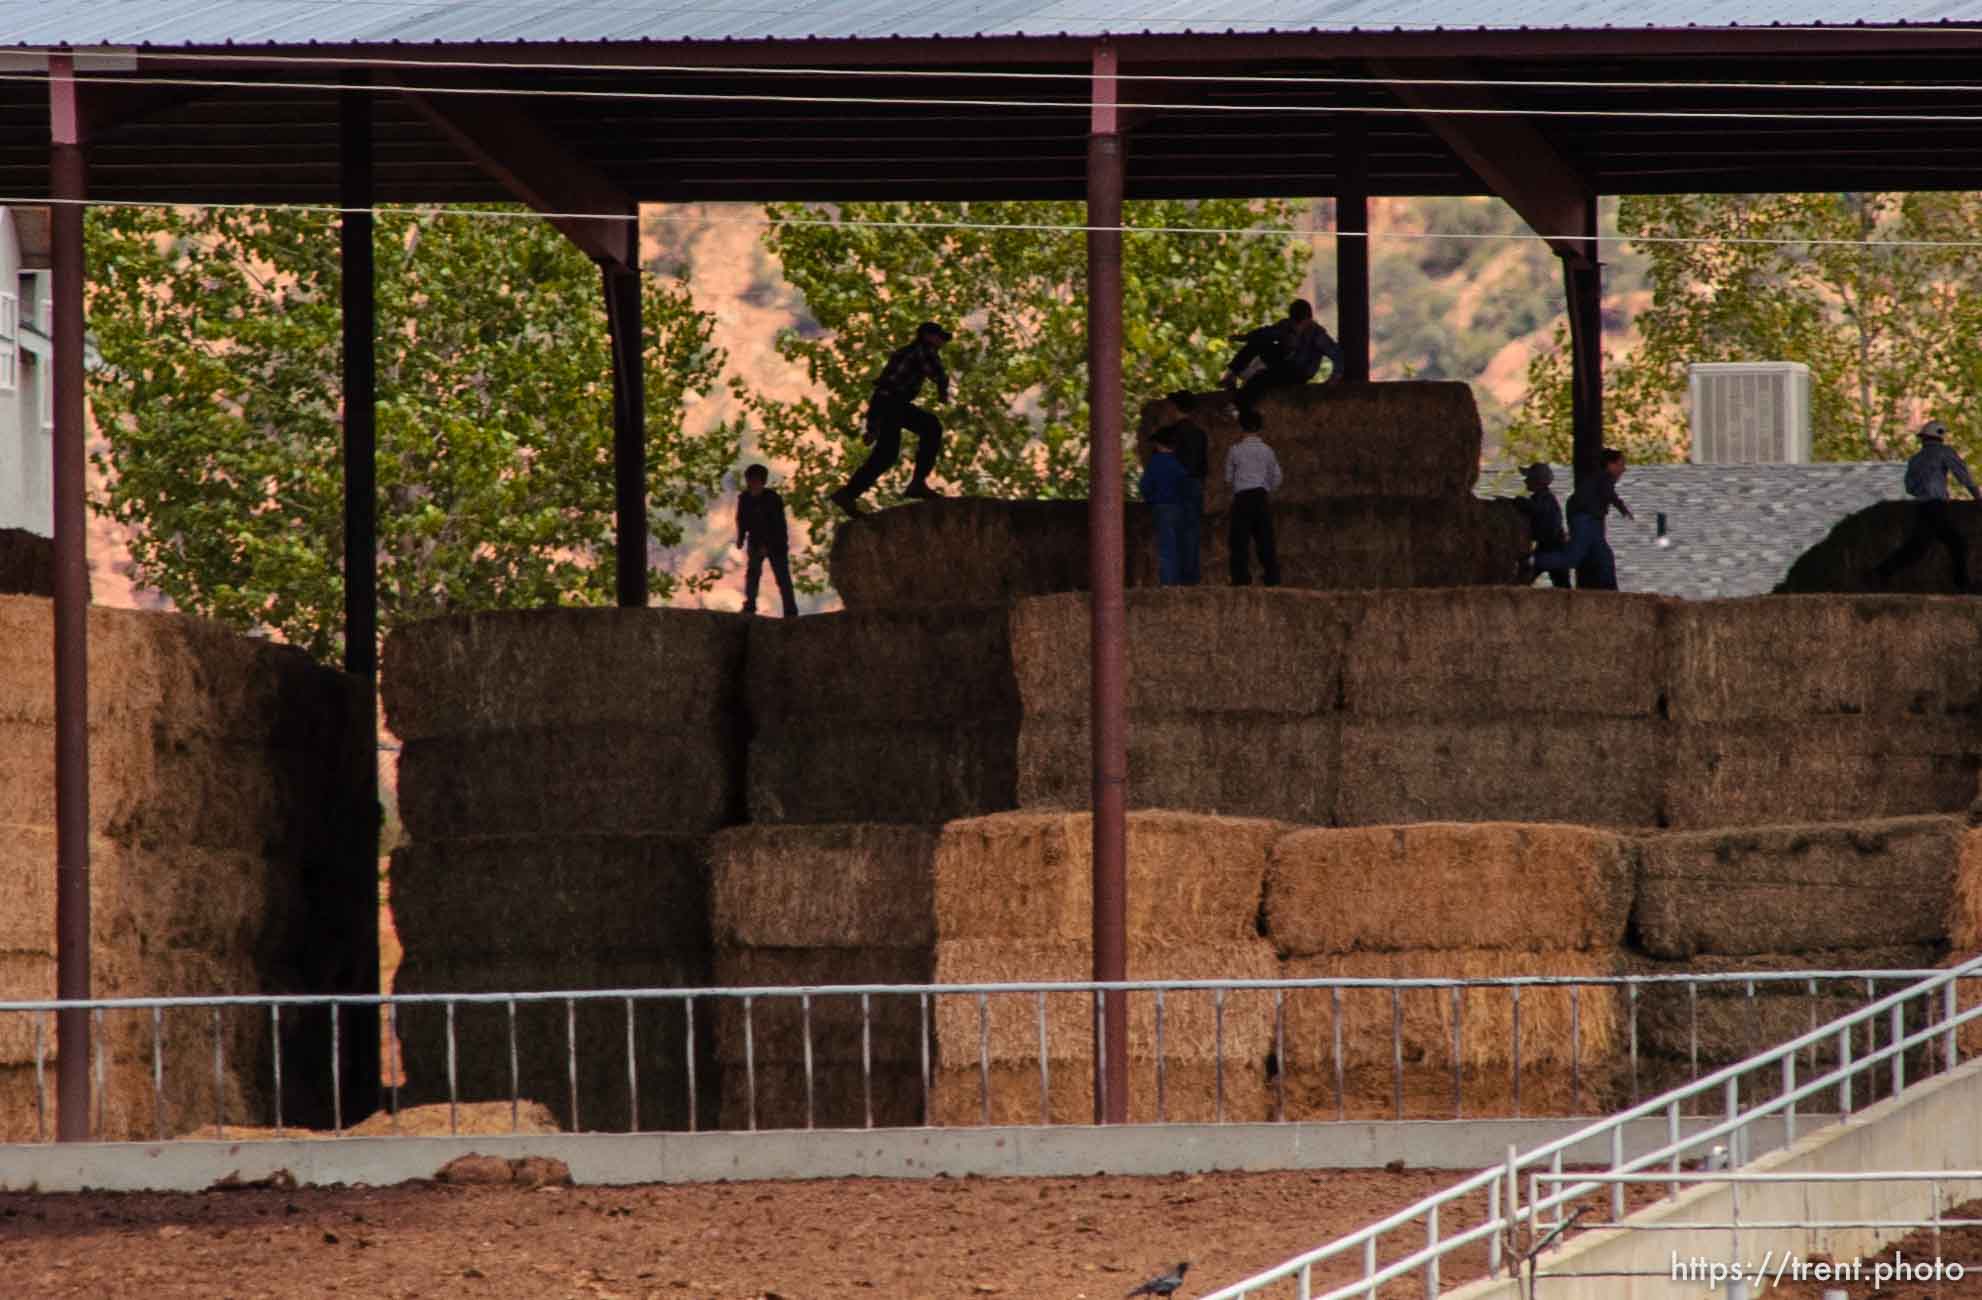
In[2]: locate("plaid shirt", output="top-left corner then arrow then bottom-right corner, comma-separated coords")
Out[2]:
873,340 -> 949,404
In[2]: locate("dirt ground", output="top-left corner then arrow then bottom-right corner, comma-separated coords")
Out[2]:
1762,1204 -> 1982,1300
0,1166 -> 1658,1300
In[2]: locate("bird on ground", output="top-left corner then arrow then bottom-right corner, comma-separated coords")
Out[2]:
1127,1261 -> 1190,1297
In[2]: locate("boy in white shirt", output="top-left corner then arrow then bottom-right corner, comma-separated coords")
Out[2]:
1225,410 -> 1283,586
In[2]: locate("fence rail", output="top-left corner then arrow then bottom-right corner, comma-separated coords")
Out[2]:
1196,952 -> 1982,1300
2,968 -> 1971,1145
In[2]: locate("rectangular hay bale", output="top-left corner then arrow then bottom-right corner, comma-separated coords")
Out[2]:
745,605 -> 1018,728
930,939 -> 1280,1068
1009,588 -> 1356,720
1016,715 -> 1336,825
380,607 -> 746,741
934,810 -> 1282,945
1666,596 -> 1982,724
710,946 -> 934,1066
1266,823 -> 1634,955
929,1060 -> 1271,1126
1666,720 -> 1982,829
1341,588 -> 1669,720
1279,951 -> 1624,1076
747,720 -> 1019,825
711,824 -> 940,949
718,1060 -> 923,1132
398,725 -> 742,839
1337,718 -> 1664,827
389,834 -> 712,968
1633,817 -> 1962,959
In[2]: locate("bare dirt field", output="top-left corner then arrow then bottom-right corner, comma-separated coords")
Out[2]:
0,1165 -> 1617,1300
1764,1204 -> 1982,1300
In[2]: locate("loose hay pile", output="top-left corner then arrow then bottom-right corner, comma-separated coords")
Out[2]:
1779,501 -> 1982,595
1134,382 -> 1484,514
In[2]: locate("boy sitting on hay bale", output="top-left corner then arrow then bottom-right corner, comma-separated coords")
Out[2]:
1220,298 -> 1343,420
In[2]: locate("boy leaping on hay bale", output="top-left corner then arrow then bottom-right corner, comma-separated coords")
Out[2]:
736,464 -> 800,618
1140,426 -> 1193,586
1511,463 -> 1570,588
1226,411 -> 1283,586
831,321 -> 953,517
1527,448 -> 1632,590
1220,298 -> 1343,419
1157,390 -> 1210,584
1868,419 -> 1979,592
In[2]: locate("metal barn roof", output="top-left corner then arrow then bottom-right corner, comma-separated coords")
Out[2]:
10,0 -> 1982,45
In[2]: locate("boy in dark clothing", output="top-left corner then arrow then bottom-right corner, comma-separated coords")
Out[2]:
831,321 -> 952,516
1511,463 -> 1570,588
735,464 -> 799,618
1140,427 -> 1192,586
1221,299 -> 1343,419
1157,390 -> 1209,585
1870,419 -> 1979,591
1529,448 -> 1633,590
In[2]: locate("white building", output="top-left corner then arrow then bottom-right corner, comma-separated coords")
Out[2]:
0,206 -> 54,538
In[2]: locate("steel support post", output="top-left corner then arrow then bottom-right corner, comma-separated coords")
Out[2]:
1563,201 -> 1604,481
1087,42 -> 1129,1126
604,251 -> 647,608
49,52 -> 91,1143
1335,119 -> 1371,384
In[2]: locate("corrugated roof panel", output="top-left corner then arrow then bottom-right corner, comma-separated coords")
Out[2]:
13,0 -> 1982,47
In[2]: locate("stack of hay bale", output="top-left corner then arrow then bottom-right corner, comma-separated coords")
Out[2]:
0,528 -> 53,597
1266,823 -> 1633,1118
1631,816 -> 1962,1102
382,609 -> 737,1132
827,381 -> 1526,606
1780,501 -> 1982,594
0,597 -> 373,1139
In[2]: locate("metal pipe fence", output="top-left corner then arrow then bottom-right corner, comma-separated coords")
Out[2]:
0,968 -> 1969,1144
1196,952 -> 1982,1300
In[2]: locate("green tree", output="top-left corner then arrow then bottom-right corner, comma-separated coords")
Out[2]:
737,200 -> 1311,588
86,205 -> 734,662
1502,192 -> 1982,466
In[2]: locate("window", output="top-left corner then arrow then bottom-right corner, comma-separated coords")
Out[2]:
0,345 -> 16,393
0,293 -> 15,342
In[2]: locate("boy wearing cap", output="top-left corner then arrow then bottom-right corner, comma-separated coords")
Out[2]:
1140,426 -> 1192,586
1870,419 -> 1979,591
1529,448 -> 1632,590
831,321 -> 952,516
1511,463 -> 1570,588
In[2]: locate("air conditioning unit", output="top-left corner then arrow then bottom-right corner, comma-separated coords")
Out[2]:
1688,362 -> 1812,464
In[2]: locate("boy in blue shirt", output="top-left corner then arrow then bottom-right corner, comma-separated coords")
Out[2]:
1139,427 -> 1192,586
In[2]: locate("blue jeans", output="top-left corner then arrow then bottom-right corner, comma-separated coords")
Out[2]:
1177,480 -> 1204,585
1154,503 -> 1187,585
1532,513 -> 1617,590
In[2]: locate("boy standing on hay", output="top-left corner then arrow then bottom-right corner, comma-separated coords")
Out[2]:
1527,448 -> 1632,590
1158,390 -> 1211,584
1868,419 -> 1979,591
1511,463 -> 1570,588
1220,298 -> 1343,419
830,321 -> 953,517
735,464 -> 800,618
1140,426 -> 1193,585
1225,411 -> 1283,586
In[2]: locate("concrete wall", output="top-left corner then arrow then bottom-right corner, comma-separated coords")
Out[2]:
1445,1057 -> 1982,1300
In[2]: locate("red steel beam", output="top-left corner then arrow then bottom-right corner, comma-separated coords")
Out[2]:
397,85 -> 636,270
1087,40 -> 1129,1128
1369,59 -> 1593,262
48,52 -> 92,1144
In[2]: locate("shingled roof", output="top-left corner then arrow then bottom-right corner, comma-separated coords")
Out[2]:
1483,462 -> 1907,599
